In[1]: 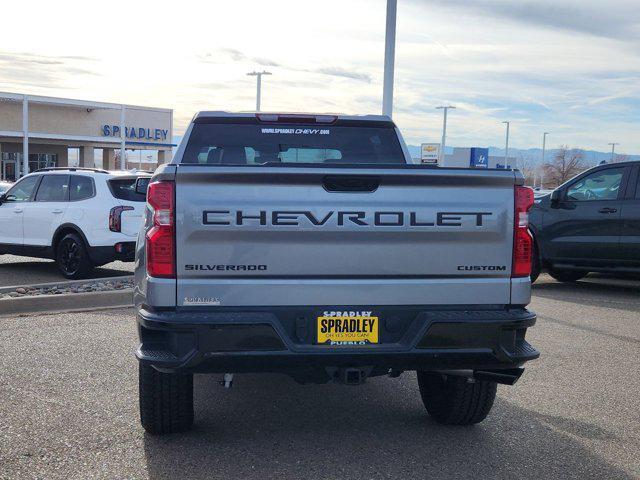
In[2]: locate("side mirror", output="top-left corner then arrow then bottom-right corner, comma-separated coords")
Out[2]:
135,177 -> 151,196
0,194 -> 5,205
550,189 -> 561,208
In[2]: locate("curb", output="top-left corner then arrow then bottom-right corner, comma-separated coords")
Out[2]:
0,275 -> 133,294
0,289 -> 134,317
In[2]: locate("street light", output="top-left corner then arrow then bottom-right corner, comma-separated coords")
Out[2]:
382,0 -> 397,117
436,106 -> 455,163
502,121 -> 510,168
608,142 -> 619,162
247,71 -> 272,112
541,132 -> 549,188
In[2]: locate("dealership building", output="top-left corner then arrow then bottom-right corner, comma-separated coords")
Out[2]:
0,92 -> 174,181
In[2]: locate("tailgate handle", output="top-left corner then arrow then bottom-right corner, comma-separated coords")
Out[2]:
323,175 -> 380,192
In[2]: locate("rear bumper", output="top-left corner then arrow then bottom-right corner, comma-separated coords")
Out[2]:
89,242 -> 136,265
136,306 -> 539,380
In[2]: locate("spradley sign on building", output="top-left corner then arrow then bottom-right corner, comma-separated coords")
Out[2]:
102,125 -> 169,142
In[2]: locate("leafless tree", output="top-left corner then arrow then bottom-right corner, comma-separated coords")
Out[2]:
516,154 -> 537,186
542,146 -> 585,187
614,154 -> 629,163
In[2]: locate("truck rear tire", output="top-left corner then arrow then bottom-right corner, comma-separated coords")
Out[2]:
139,363 -> 194,435
417,372 -> 497,425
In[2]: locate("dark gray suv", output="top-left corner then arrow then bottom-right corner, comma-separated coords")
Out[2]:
530,161 -> 640,282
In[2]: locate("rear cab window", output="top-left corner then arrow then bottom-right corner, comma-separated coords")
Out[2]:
181,117 -> 406,166
108,178 -> 147,202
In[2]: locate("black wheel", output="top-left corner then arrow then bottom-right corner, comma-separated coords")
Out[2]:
139,362 -> 194,435
55,233 -> 92,279
548,268 -> 587,283
530,243 -> 541,283
417,372 -> 497,425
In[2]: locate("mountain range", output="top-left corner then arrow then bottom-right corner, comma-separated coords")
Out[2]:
407,145 -> 639,166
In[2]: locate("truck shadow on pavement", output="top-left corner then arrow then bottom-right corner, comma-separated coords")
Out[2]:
143,373 -> 633,480
533,276 -> 640,313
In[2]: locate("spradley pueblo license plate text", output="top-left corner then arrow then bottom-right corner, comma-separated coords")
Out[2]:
317,310 -> 379,345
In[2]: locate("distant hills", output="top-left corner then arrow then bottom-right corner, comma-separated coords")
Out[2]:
407,145 -> 639,166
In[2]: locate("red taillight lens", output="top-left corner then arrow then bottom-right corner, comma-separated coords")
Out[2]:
146,226 -> 174,277
146,180 -> 175,278
147,181 -> 174,226
109,205 -> 134,232
512,186 -> 535,278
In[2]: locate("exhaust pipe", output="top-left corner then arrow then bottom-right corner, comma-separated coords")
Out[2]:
474,368 -> 524,386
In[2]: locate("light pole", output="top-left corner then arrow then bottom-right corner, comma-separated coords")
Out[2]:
502,121 -> 510,168
436,106 -> 455,163
120,105 -> 126,170
382,0 -> 397,117
541,132 -> 549,188
247,71 -> 272,112
608,142 -> 619,162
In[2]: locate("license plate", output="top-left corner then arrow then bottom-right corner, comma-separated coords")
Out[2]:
317,312 -> 379,345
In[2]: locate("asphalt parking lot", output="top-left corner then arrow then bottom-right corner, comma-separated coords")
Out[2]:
0,255 -> 133,287
1,274 -> 639,479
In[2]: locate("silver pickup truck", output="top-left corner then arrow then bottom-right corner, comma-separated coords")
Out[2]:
134,112 -> 539,434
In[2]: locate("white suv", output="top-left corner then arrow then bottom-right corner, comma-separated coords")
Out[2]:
0,168 -> 150,278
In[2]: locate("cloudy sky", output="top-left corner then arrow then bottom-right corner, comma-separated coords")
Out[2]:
1,0 -> 639,152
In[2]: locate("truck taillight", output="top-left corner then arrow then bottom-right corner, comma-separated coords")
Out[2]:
512,185 -> 535,278
146,181 -> 175,278
109,205 -> 134,232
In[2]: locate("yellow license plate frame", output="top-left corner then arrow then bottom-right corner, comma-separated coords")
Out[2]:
317,315 -> 379,345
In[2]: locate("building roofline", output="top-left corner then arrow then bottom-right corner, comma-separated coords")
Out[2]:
0,91 -> 172,113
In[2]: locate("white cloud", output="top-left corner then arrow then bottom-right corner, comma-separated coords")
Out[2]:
0,0 -> 638,152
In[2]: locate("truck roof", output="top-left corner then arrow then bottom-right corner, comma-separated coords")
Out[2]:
193,111 -> 393,123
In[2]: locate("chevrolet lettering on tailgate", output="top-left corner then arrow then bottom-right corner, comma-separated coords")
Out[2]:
203,210 -> 493,228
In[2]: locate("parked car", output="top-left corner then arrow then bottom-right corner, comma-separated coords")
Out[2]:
0,181 -> 12,194
0,168 -> 150,278
134,112 -> 539,434
533,188 -> 553,200
529,161 -> 640,282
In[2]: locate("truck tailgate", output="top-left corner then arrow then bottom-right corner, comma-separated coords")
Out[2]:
175,166 -> 517,307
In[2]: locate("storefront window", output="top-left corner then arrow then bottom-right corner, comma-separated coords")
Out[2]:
1,153 -> 58,181
1,153 -> 19,182
28,153 -> 58,173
